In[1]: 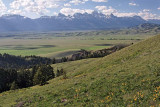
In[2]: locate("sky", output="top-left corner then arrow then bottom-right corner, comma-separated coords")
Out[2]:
0,0 -> 160,20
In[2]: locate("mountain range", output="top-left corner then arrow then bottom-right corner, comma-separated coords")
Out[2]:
0,11 -> 160,32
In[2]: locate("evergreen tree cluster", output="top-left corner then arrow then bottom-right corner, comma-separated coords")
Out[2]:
0,64 -> 55,93
56,68 -> 67,79
0,53 -> 52,69
33,65 -> 55,86
62,44 -> 129,61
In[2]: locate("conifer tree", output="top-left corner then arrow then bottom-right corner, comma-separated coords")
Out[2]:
10,81 -> 18,90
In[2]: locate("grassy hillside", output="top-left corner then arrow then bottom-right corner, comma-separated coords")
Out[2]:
0,35 -> 160,106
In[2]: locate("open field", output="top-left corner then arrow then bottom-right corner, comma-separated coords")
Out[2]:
0,34 -> 160,106
0,29 -> 156,58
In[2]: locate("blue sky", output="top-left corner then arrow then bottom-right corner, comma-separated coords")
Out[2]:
0,0 -> 160,20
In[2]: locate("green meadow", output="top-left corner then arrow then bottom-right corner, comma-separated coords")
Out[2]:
0,30 -> 155,58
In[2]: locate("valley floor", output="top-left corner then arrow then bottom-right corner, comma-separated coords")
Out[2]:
0,30 -> 154,58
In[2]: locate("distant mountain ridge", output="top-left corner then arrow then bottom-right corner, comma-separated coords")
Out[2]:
133,23 -> 160,29
0,11 -> 159,32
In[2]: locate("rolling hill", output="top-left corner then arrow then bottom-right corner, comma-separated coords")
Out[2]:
0,34 -> 160,106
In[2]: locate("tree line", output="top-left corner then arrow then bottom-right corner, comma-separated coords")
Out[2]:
0,53 -> 53,69
57,44 -> 130,62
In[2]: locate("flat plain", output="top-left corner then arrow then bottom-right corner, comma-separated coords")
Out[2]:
0,29 -> 156,58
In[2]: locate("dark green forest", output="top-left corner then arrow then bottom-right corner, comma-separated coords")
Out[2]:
0,53 -> 65,93
0,64 -> 56,92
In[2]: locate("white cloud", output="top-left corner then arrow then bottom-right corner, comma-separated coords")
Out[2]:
115,10 -> 160,20
8,9 -> 23,15
95,6 -> 117,15
158,7 -> 160,10
69,0 -> 88,5
95,6 -> 159,20
60,8 -> 93,16
24,5 -> 49,15
9,0 -> 61,15
92,0 -> 108,2
64,3 -> 71,7
0,0 -> 7,15
138,10 -> 159,20
53,12 -> 58,16
136,9 -> 160,20
35,0 -> 59,8
85,9 -> 94,14
129,3 -> 137,6
143,9 -> 150,12
102,7 -> 117,15
95,6 -> 107,11
114,12 -> 137,17
10,0 -> 34,10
